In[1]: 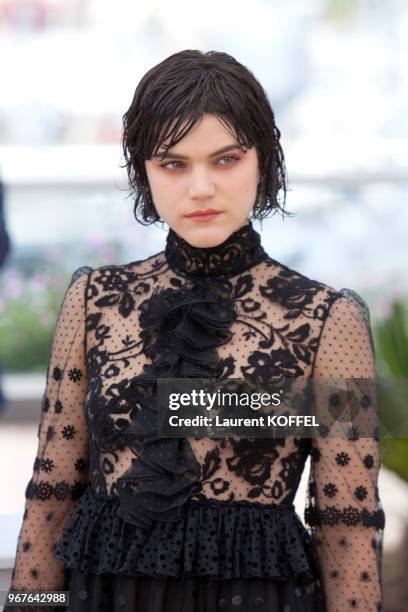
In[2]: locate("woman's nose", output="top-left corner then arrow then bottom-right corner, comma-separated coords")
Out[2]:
188,167 -> 216,198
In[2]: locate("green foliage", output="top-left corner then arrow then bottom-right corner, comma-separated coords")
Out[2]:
380,438 -> 408,483
375,302 -> 408,379
0,284 -> 65,372
373,301 -> 408,483
0,243 -> 117,371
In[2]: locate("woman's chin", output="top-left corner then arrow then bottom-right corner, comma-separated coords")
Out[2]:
182,223 -> 233,249
174,217 -> 249,249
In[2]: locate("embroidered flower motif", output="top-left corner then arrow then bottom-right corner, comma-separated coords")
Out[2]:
41,458 -> 55,473
75,458 -> 88,473
354,485 -> 368,501
342,505 -> 362,526
93,268 -> 138,318
54,400 -> 63,413
54,481 -> 71,501
362,508 -> 385,529
226,438 -> 279,487
68,367 -> 83,382
323,482 -> 338,498
62,425 -> 76,440
335,452 -> 350,466
35,481 -> 54,501
321,506 -> 342,526
259,272 -> 328,320
94,267 -> 135,293
363,454 -> 374,469
242,348 -> 304,382
305,503 -> 383,530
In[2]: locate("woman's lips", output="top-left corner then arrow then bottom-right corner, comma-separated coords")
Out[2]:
185,211 -> 222,222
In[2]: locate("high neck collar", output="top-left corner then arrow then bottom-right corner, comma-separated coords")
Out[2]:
164,220 -> 268,278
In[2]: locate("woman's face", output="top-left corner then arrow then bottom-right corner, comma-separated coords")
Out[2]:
144,113 -> 260,247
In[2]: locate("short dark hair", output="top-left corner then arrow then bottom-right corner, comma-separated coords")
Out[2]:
121,49 -> 291,226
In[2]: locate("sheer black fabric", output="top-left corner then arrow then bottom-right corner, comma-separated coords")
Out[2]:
63,570 -> 323,612
6,220 -> 384,612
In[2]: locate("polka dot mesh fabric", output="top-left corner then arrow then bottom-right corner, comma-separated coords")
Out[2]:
5,221 -> 384,612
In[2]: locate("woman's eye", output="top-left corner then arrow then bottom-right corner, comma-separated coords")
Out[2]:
160,161 -> 184,170
217,155 -> 240,165
160,155 -> 240,170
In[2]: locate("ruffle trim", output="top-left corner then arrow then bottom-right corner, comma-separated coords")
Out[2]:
53,485 -> 319,582
114,279 -> 238,527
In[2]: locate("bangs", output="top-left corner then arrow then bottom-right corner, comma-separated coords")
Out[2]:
151,113 -> 250,163
140,71 -> 256,161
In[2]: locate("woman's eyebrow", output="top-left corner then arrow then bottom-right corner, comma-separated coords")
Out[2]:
153,144 -> 243,160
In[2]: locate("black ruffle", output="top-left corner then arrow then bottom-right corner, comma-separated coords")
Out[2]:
114,279 -> 237,528
53,485 -> 319,583
137,279 -> 237,378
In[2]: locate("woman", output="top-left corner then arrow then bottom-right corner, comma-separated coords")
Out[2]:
6,50 -> 384,612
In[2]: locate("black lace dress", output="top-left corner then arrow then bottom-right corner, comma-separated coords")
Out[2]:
6,221 -> 385,612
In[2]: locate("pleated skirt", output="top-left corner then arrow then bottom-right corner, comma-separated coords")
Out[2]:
63,569 -> 326,612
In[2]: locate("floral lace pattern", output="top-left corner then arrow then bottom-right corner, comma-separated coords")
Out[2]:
7,221 -> 384,612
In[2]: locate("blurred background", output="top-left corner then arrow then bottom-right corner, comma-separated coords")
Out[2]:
0,0 -> 407,609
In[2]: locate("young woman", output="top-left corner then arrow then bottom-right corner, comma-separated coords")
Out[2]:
6,50 -> 384,612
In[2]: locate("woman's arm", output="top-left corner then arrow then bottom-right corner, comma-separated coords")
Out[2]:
5,268 -> 92,611
305,294 -> 385,612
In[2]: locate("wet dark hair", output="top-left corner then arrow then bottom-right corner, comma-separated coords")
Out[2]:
121,49 -> 291,226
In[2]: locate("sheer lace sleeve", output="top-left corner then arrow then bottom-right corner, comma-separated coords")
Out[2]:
305,292 -> 385,612
5,267 -> 92,609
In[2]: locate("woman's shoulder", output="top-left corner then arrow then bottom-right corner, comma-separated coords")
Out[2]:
80,249 -> 166,284
70,252 -> 165,315
262,253 -> 340,303
261,254 -> 370,321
